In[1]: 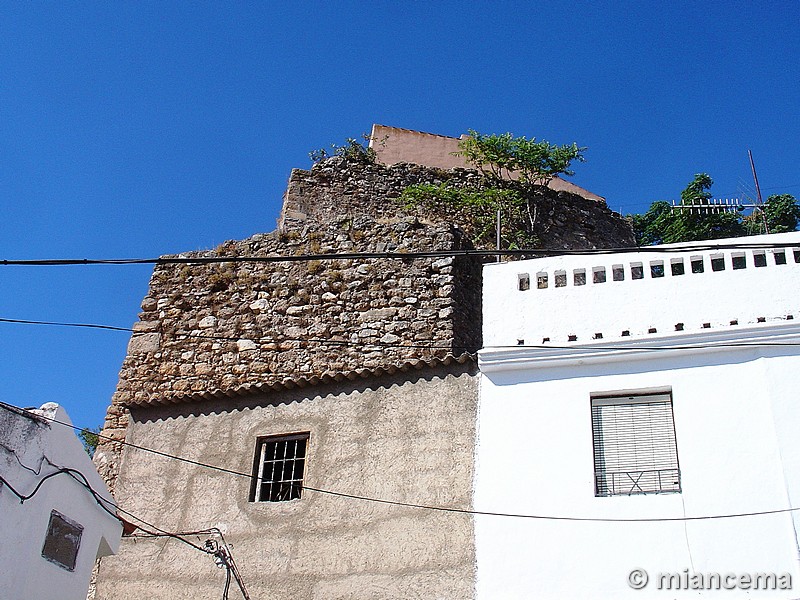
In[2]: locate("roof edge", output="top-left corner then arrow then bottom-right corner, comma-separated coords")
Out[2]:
124,353 -> 477,407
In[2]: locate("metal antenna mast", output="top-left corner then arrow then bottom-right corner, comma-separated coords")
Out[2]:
496,208 -> 501,262
749,149 -> 769,234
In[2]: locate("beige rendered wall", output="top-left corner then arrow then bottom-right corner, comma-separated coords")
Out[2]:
95,367 -> 477,600
371,124 -> 468,171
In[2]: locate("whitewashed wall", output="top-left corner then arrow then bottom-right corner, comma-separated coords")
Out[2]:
0,403 -> 121,600
476,233 -> 800,599
483,232 -> 800,346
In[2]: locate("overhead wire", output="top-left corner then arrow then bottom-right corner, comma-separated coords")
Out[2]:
0,316 -> 467,350
0,446 -> 206,553
2,239 -> 800,267
0,441 -> 47,475
3,241 -> 800,523
3,237 -> 799,353
4,401 -> 800,525
0,447 -> 120,525
206,534 -> 251,600
0,317 -> 134,333
130,528 -> 249,599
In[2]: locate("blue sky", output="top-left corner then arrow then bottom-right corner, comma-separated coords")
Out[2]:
1,2 -> 798,429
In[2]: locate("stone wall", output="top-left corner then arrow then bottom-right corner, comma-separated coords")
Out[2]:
117,222 -> 475,405
93,154 -> 636,599
278,156 -> 632,248
95,156 -> 634,486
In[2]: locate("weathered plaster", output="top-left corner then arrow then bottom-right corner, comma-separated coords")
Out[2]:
96,367 -> 478,600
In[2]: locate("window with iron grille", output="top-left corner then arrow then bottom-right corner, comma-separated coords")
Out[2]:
591,392 -> 680,497
249,433 -> 309,502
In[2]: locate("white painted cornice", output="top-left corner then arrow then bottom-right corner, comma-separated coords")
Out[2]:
478,320 -> 800,373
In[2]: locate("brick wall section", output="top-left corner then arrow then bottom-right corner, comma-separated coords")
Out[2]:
94,156 -> 635,486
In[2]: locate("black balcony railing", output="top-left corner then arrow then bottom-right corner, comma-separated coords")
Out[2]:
596,468 -> 681,497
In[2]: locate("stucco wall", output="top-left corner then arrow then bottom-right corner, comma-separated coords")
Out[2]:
475,345 -> 800,599
95,366 -> 478,600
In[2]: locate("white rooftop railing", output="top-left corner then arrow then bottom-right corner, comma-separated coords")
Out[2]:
482,232 -> 800,347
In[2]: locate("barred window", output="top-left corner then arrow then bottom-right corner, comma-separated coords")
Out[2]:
249,433 -> 309,502
591,392 -> 680,497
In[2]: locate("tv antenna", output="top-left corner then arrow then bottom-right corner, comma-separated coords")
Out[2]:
668,151 -> 770,235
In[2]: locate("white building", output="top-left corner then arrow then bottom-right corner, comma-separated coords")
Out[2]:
0,402 -> 122,600
477,232 -> 800,599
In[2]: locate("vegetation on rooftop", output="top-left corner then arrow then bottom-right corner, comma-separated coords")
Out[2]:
400,130 -> 587,250
400,183 -> 539,249
309,133 -> 378,164
79,426 -> 100,457
454,129 -> 586,185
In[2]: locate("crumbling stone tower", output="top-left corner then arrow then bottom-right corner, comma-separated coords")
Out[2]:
94,154 -> 635,600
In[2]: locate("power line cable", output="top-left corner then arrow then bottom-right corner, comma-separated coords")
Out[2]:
0,316 -> 467,350
205,535 -> 251,600
760,183 -> 800,191
0,468 -> 88,505
0,440 -> 205,551
129,528 -> 249,599
11,468 -> 247,597
79,473 -> 251,599
3,240 -> 800,268
0,441 -> 47,475
0,317 -> 134,333
0,446 -> 204,551
5,401 -> 800,525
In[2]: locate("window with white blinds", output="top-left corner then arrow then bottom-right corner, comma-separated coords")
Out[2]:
591,392 -> 681,497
